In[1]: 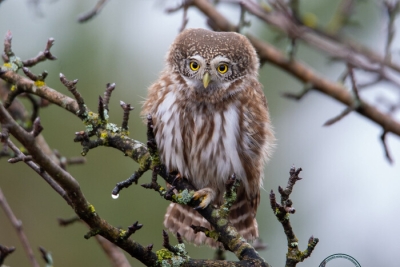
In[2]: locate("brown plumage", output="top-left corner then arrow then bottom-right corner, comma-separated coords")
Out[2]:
142,28 -> 275,247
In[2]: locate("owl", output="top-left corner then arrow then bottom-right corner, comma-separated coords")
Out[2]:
141,28 -> 275,247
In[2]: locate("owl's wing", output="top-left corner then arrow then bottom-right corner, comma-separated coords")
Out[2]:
237,80 -> 275,215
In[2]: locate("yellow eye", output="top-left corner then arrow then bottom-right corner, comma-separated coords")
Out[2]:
217,64 -> 228,74
190,61 -> 200,71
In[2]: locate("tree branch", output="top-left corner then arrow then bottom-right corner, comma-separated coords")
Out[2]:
0,188 -> 40,267
190,0 -> 400,139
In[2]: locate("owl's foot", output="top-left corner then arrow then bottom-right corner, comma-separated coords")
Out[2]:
193,187 -> 215,209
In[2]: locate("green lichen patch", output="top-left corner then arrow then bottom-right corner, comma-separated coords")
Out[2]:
205,230 -> 219,241
156,248 -> 173,261
106,122 -> 119,133
88,203 -> 96,213
217,218 -> 228,227
172,189 -> 194,205
156,244 -> 190,267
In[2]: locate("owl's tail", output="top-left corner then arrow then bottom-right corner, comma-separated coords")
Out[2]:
163,201 -> 258,247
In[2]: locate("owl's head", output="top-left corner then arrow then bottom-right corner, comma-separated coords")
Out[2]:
167,28 -> 259,95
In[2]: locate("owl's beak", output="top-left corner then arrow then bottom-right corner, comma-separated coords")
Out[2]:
203,72 -> 211,88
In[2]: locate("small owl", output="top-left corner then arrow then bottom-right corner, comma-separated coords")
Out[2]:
142,28 -> 274,247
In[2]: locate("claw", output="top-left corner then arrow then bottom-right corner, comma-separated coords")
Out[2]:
193,188 -> 215,209
172,172 -> 182,185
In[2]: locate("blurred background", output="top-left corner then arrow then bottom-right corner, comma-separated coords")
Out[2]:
1,0 -> 399,266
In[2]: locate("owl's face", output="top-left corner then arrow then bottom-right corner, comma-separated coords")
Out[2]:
167,28 -> 259,95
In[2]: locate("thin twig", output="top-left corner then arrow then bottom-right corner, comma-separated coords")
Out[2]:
4,138 -> 71,204
381,130 -> 393,164
77,0 -> 110,23
0,188 -> 40,267
22,38 -> 56,67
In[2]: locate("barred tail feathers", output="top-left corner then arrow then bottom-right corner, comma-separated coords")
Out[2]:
163,202 -> 258,247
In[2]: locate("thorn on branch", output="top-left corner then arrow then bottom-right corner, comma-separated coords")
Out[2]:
147,244 -> 153,252
22,38 -> 56,67
381,130 -> 393,164
0,244 -> 16,265
120,101 -> 134,132
57,216 -> 81,226
59,73 -> 87,117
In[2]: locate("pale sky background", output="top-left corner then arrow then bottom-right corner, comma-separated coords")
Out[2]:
1,1 -> 400,266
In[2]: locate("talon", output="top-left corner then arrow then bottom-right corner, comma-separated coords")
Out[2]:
193,188 -> 215,209
172,172 -> 182,185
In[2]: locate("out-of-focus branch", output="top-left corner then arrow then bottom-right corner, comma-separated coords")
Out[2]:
240,0 -> 400,75
0,100 -> 162,266
77,0 -> 110,23
0,188 -> 40,267
189,0 -> 400,139
95,236 -> 132,267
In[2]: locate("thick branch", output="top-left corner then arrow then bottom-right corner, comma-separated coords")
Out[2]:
0,102 -> 159,266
